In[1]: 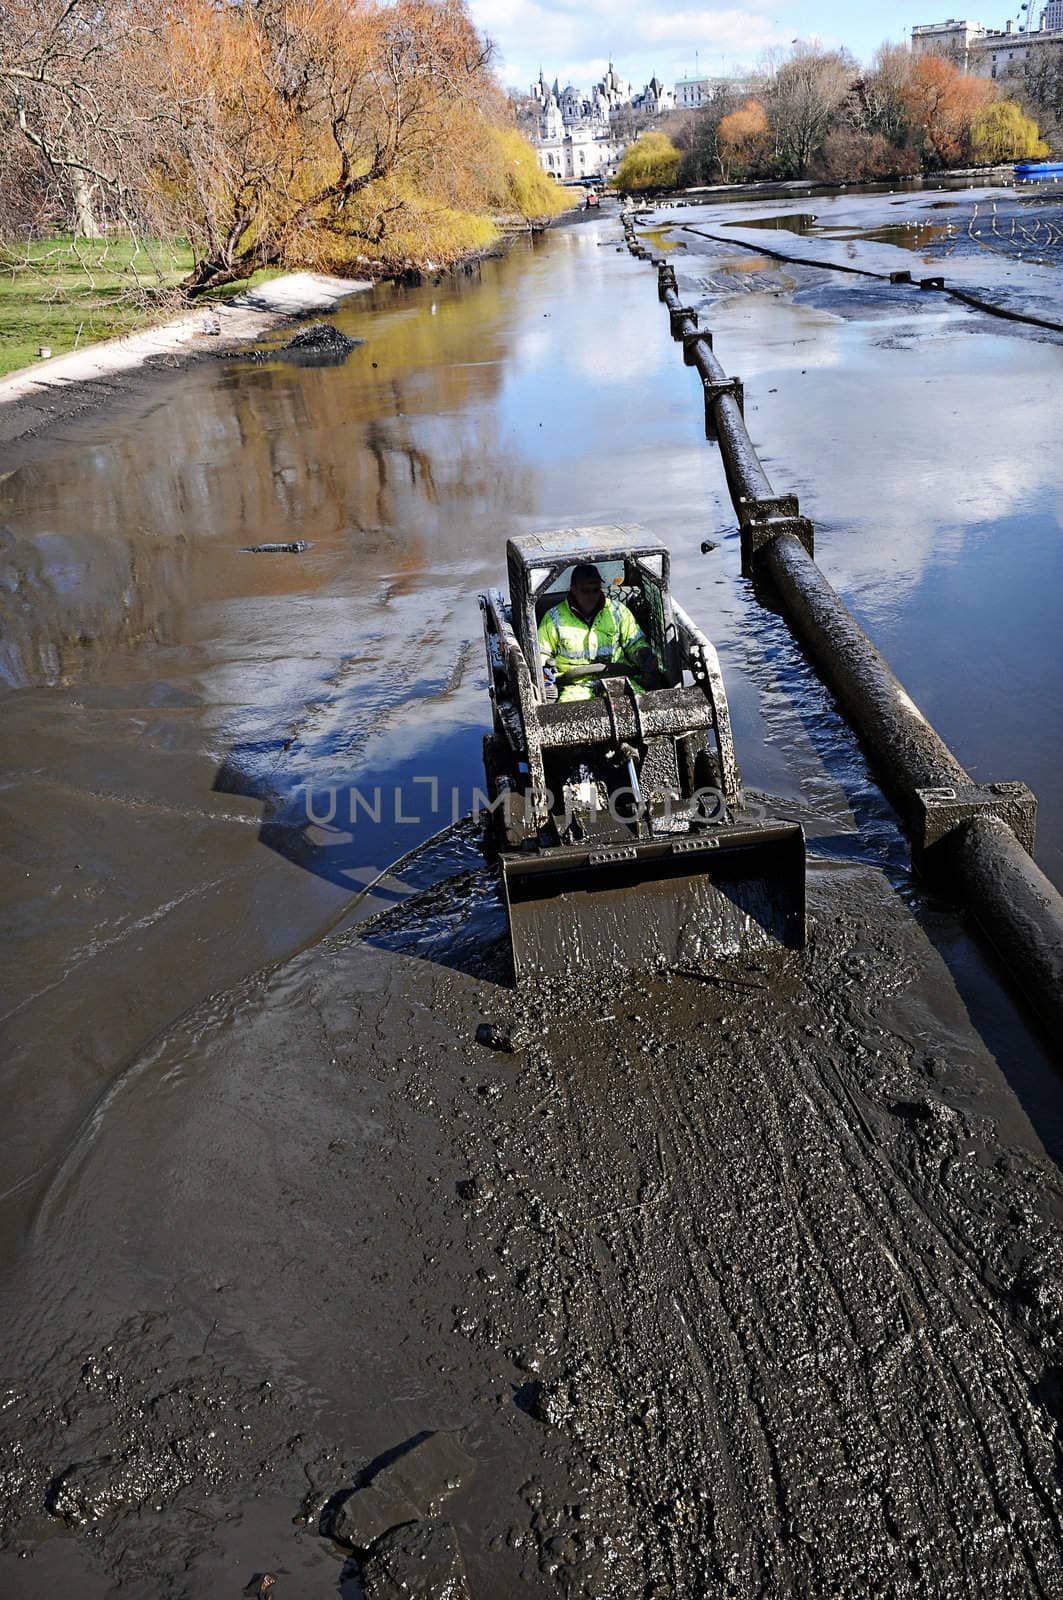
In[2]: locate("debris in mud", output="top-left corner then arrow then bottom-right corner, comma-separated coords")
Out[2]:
475,1021 -> 522,1052
236,322 -> 364,366
240,540 -> 312,553
457,1172 -> 496,1210
327,1430 -> 475,1553
282,323 -> 360,355
518,1378 -> 577,1430
359,1518 -> 471,1600
242,1576 -> 277,1598
330,1481 -> 420,1551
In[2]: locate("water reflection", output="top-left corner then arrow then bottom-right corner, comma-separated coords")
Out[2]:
3,199 -> 1063,1230
726,212 -> 950,252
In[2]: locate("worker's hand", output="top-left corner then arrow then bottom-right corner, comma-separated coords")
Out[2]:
634,651 -> 663,688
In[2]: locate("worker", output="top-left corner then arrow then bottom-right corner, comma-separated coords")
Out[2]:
537,563 -> 657,702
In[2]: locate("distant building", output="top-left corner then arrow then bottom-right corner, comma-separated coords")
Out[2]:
674,76 -> 713,108
672,73 -> 759,108
632,76 -> 674,114
529,66 -> 624,179
910,18 -> 989,64
527,61 -> 677,180
910,13 -> 1063,77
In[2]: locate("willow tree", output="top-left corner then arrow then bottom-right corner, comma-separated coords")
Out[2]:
148,0 -> 503,293
971,100 -> 1049,164
615,131 -> 682,193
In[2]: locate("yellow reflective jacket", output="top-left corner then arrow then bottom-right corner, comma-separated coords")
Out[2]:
537,595 -> 649,702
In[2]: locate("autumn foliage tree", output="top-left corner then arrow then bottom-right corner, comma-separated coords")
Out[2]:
902,55 -> 994,168
615,131 -> 682,193
716,100 -> 770,181
145,0 -> 526,293
1,0 -> 563,287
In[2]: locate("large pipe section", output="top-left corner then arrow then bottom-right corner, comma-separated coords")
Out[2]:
621,216 -> 1063,1042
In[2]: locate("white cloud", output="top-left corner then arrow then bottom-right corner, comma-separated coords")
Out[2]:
469,0 -> 796,91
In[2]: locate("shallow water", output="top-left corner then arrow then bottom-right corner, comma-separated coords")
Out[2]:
1,191 -> 1061,1240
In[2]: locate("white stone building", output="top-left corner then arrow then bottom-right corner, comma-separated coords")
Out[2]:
632,76 -> 674,114
528,62 -> 683,180
910,17 -> 990,63
910,14 -> 1063,78
529,68 -> 624,179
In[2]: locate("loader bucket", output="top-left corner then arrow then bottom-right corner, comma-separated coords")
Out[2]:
501,821 -> 805,981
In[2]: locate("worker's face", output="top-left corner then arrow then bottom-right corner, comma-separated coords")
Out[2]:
570,576 -> 604,615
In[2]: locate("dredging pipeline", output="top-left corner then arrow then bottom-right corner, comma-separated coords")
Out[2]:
621,214 -> 1063,1042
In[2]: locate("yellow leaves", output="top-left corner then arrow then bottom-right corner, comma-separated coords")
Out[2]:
971,101 -> 1049,164
615,132 -> 682,194
485,127 -> 567,221
135,0 -> 541,285
717,100 -> 770,179
719,100 -> 769,145
903,55 -> 994,165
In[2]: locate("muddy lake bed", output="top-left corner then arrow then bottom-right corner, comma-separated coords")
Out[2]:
1,182 -> 1063,1597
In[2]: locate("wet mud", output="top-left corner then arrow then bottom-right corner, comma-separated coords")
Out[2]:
3,193 -> 1063,1595
1,827 -> 1062,1596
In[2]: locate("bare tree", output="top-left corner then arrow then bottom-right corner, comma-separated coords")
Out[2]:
767,45 -> 855,177
0,1 -> 165,239
858,42 -> 915,147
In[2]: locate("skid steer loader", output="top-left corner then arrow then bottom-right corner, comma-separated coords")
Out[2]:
479,526 -> 805,978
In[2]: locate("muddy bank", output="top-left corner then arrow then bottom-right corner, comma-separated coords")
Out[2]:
0,274 -> 375,450
1,828 -> 1061,1596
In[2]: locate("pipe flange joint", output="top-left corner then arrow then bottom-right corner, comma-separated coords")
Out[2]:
740,515 -> 814,576
736,493 -> 799,528
912,781 -> 1037,869
669,305 -> 698,337
682,327 -> 712,363
702,375 -> 743,437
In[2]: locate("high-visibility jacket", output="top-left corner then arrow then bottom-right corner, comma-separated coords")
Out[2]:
537,595 -> 649,702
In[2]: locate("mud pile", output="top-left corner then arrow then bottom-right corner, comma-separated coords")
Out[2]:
240,323 -> 364,366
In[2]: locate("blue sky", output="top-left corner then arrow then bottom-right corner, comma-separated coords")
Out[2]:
466,1 -> 1020,91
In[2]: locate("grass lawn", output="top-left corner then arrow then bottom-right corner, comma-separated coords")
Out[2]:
0,236 -> 282,379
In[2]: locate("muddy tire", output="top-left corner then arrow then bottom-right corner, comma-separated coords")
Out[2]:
482,734 -> 536,852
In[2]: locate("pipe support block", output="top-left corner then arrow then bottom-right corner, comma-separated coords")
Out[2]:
913,781 -> 1037,869
741,514 -> 815,576
703,377 -> 744,437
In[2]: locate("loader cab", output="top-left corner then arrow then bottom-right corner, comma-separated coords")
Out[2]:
506,531 -> 676,699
